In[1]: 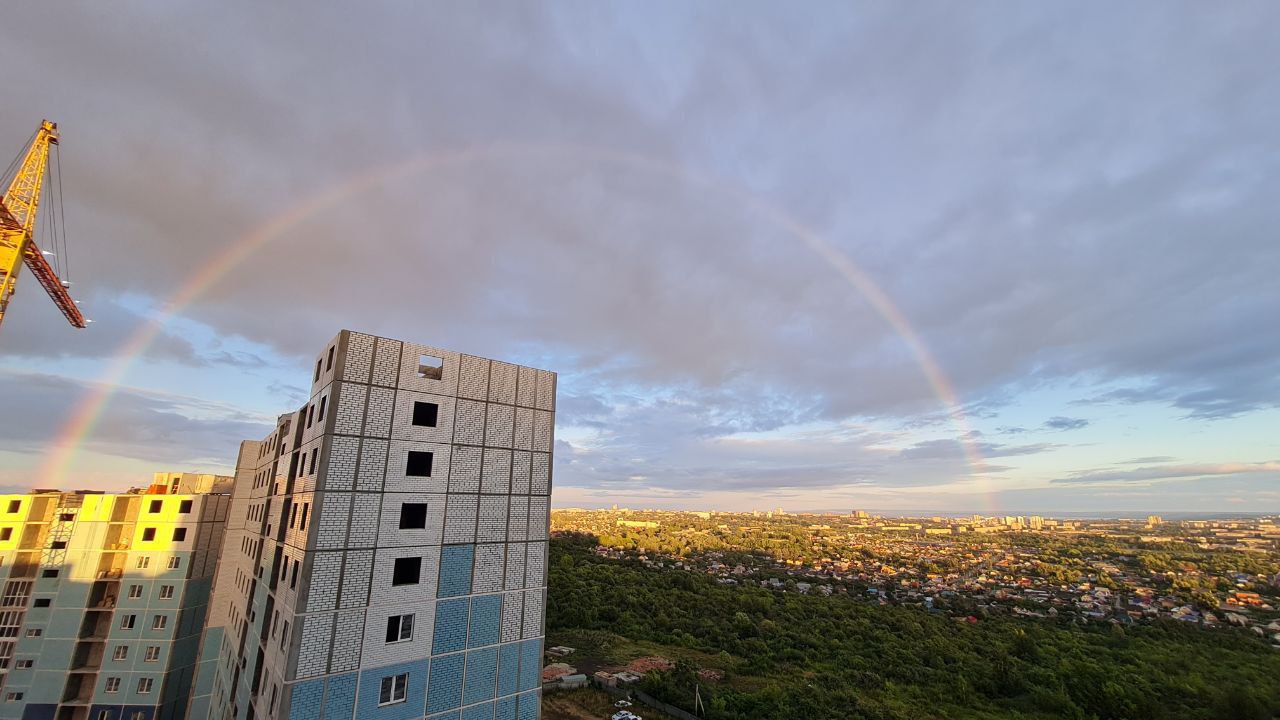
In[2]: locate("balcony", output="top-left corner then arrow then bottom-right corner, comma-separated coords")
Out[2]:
87,581 -> 117,609
69,643 -> 104,671
77,617 -> 112,641
60,674 -> 95,704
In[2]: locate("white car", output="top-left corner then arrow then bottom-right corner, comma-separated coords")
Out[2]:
614,700 -> 633,708
611,712 -> 642,720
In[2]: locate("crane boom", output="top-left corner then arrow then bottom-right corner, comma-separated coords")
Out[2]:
0,120 -> 85,332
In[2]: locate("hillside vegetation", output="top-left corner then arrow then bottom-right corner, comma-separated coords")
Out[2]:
546,533 -> 1280,720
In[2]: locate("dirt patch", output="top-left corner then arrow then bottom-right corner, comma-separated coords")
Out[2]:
542,687 -> 677,720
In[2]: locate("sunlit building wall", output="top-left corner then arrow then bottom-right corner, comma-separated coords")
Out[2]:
189,330 -> 555,720
0,481 -> 232,720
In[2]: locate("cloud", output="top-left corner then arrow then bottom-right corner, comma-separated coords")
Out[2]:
1043,416 -> 1089,431
0,370 -> 272,468
2,4 -> 1277,418
0,294 -> 205,366
1051,462 -> 1280,485
897,438 -> 1060,461
265,381 -> 309,407
556,389 -> 911,493
0,4 -> 1276,509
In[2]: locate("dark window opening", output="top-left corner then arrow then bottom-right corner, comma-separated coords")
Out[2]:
148,500 -> 162,513
179,500 -> 192,514
141,528 -> 156,541
399,503 -> 428,530
405,451 -> 433,477
173,528 -> 187,542
326,346 -> 335,371
391,557 -> 421,586
411,401 -> 439,428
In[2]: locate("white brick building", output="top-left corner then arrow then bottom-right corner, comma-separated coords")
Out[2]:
189,331 -> 554,720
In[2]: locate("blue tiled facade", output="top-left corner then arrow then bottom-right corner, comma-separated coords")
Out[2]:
496,643 -> 520,698
356,659 -> 429,720
290,680 -> 325,720
323,673 -> 358,720
438,545 -> 475,598
463,647 -> 499,705
517,692 -> 540,720
462,701 -> 495,720
518,640 -> 542,692
426,653 -> 465,715
432,598 -> 470,655
495,695 -> 517,720
467,594 -> 502,648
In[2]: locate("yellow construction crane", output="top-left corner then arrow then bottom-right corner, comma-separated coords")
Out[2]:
0,119 -> 86,334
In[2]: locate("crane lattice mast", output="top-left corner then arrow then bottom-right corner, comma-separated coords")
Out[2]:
0,119 -> 86,333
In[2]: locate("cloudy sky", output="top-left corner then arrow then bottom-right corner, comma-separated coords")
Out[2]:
1,2 -> 1277,514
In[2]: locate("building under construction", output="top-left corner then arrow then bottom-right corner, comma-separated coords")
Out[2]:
0,474 -> 232,720
188,330 -> 555,720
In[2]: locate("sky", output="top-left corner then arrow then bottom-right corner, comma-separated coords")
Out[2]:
0,2 -> 1277,514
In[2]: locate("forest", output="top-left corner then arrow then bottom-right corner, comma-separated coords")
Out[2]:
546,533 -> 1280,720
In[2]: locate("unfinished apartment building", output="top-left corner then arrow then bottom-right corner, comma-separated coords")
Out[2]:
0,474 -> 232,720
189,330 -> 555,720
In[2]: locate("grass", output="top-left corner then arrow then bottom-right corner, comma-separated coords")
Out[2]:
547,628 -> 735,672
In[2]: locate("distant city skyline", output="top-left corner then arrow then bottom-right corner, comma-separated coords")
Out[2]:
0,3 -> 1277,513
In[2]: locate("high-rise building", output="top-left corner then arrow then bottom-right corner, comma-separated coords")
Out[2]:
0,475 -> 232,720
1146,515 -> 1163,528
189,330 -> 555,720
1028,516 -> 1044,531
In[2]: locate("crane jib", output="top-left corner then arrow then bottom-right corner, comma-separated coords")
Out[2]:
0,119 -> 85,333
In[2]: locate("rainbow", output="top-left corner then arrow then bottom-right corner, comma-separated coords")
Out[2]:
39,144 -> 989,504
